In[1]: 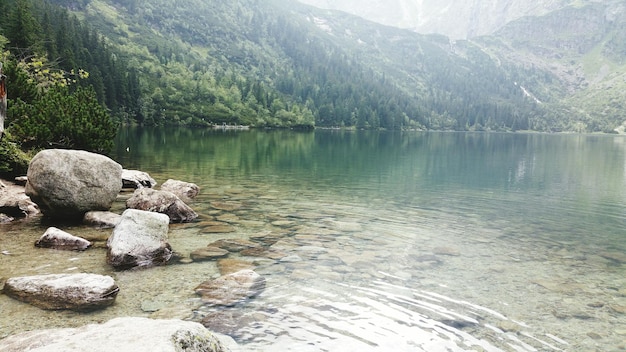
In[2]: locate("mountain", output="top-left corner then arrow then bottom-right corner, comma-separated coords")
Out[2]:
297,0 -> 581,39
7,0 -> 625,133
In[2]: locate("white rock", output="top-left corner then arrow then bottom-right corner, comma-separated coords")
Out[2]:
35,227 -> 91,251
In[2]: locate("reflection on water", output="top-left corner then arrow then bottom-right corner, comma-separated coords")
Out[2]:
1,129 -> 625,351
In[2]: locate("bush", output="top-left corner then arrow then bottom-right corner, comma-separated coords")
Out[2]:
0,132 -> 30,178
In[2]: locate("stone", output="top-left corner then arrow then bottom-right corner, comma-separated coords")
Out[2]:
600,251 -> 626,264
211,201 -> 242,211
201,225 -> 236,233
240,247 -> 287,260
209,238 -> 260,252
35,227 -> 92,251
0,180 -> 39,219
107,209 -> 172,270
121,169 -> 157,189
433,246 -> 461,256
0,317 -> 234,352
25,149 -> 122,219
195,269 -> 266,306
217,258 -> 256,275
190,247 -> 230,261
250,231 -> 286,246
161,179 -> 199,201
126,188 -> 198,223
83,211 -> 121,228
2,273 -> 119,311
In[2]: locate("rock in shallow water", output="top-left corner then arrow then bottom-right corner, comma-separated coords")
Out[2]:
35,227 -> 92,251
0,317 -> 236,352
107,209 -> 172,270
195,269 -> 266,306
3,273 -> 119,311
126,188 -> 198,223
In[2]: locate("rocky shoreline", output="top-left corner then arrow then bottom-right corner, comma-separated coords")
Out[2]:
0,149 -> 261,351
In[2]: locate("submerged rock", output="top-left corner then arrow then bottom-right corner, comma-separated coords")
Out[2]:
25,149 -> 122,219
190,247 -> 230,262
3,273 -> 119,311
35,227 -> 91,251
209,238 -> 260,252
83,211 -> 122,228
126,188 -> 198,223
195,269 -> 266,306
0,317 -> 235,352
107,209 -> 172,270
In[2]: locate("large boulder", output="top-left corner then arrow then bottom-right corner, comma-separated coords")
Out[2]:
107,209 -> 172,270
195,269 -> 266,306
122,169 -> 157,189
160,179 -> 200,202
126,188 -> 198,223
25,149 -> 122,219
0,317 -> 235,352
2,273 -> 119,311
35,227 -> 92,251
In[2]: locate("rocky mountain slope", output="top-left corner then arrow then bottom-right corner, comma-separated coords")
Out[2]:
297,0 -> 601,39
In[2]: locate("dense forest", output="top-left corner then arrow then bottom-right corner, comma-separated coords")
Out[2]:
1,0 -> 624,175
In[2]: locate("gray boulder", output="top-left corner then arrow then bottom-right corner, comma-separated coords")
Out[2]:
195,269 -> 266,306
107,209 -> 172,270
0,317 -> 235,352
25,149 -> 122,219
126,188 -> 198,223
0,180 -> 39,219
35,227 -> 91,251
83,211 -> 122,228
161,179 -> 200,201
122,169 -> 157,189
3,273 -> 119,311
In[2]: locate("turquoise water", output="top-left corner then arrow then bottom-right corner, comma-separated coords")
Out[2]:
1,128 -> 625,351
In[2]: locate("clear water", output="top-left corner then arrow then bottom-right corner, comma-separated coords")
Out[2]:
1,128 -> 625,351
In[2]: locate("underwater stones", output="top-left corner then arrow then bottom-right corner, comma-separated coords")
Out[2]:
240,247 -> 287,260
195,269 -> 266,306
35,227 -> 91,251
433,246 -> 461,256
201,224 -> 236,233
210,201 -> 242,211
126,188 -> 198,223
0,317 -> 233,352
209,238 -> 260,252
599,251 -> 626,264
217,258 -> 256,275
106,209 -> 172,270
3,273 -> 119,311
190,247 -> 230,262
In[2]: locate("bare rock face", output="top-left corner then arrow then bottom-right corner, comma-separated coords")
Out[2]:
195,269 -> 266,306
2,273 -> 119,311
35,227 -> 92,251
0,317 -> 235,352
107,209 -> 172,270
25,149 -> 122,219
122,169 -> 157,189
126,188 -> 198,223
160,179 -> 200,202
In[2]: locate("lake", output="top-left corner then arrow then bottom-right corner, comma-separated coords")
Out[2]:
1,128 -> 625,351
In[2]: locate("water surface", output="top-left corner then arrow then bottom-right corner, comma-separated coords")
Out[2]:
1,128 -> 625,351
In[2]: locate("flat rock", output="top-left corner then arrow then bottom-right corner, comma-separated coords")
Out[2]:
209,239 -> 260,252
121,169 -> 157,189
217,258 -> 256,275
126,188 -> 198,223
83,211 -> 122,228
211,201 -> 242,211
3,273 -> 119,311
190,247 -> 230,261
201,225 -> 236,233
107,209 -> 172,270
35,227 -> 91,251
195,269 -> 266,306
0,317 -> 234,352
161,179 -> 199,201
240,247 -> 287,260
600,251 -> 626,264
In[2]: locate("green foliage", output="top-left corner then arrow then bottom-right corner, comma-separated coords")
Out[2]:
0,132 -> 30,178
9,85 -> 117,153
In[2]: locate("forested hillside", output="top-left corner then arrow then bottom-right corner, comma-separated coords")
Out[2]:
1,0 -> 623,139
